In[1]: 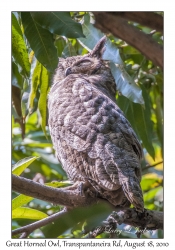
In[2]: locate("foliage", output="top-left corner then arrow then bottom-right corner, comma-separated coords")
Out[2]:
12,11 -> 163,238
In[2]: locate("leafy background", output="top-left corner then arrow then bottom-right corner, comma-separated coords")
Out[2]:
12,12 -> 163,238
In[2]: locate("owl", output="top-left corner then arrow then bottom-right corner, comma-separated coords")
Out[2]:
48,36 -> 144,212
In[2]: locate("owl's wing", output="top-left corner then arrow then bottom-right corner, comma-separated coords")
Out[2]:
48,75 -> 143,211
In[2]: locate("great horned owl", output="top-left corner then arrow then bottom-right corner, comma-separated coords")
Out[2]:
48,37 -> 144,212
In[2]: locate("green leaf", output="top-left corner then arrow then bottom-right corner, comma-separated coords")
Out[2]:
141,173 -> 162,192
21,140 -> 52,148
155,96 -> 163,148
38,66 -> 50,137
21,79 -> 30,118
26,130 -> 46,139
12,85 -> 22,118
29,60 -> 42,112
31,12 -> 85,38
110,62 -> 144,104
21,12 -> 58,72
12,156 -> 39,175
12,62 -> 23,89
12,207 -> 47,220
55,37 -> 66,57
123,46 -> 140,55
78,14 -> 144,105
62,41 -> 77,57
117,95 -> 139,138
117,87 -> 155,159
144,186 -> 162,202
12,13 -> 30,77
12,194 -> 34,210
132,85 -> 155,158
42,203 -> 111,238
45,181 -> 72,188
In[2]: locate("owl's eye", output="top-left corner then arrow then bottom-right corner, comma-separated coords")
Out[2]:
75,59 -> 92,67
82,61 -> 91,65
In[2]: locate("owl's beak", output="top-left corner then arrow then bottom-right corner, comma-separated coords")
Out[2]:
65,67 -> 72,76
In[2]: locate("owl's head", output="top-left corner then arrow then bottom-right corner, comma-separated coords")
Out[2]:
53,37 -> 107,83
52,36 -> 116,100
65,36 -> 107,76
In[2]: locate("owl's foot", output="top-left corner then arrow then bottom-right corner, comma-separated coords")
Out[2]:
63,181 -> 81,192
78,181 -> 97,198
63,180 -> 97,198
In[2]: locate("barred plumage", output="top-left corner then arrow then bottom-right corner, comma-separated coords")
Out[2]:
48,37 -> 144,212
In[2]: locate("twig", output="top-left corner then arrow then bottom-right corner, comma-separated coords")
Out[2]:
12,208 -> 67,237
142,161 -> 163,171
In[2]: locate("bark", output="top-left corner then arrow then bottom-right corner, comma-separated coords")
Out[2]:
110,208 -> 163,230
12,174 -> 163,236
114,12 -> 163,33
92,12 -> 163,69
12,174 -> 96,208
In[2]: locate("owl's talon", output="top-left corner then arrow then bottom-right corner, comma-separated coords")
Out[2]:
78,182 -> 85,197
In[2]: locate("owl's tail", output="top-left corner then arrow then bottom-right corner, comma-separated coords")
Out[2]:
116,167 -> 144,212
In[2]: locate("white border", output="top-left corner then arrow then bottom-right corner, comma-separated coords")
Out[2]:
0,1 -> 174,248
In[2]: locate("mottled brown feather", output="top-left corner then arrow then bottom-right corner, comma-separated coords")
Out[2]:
48,37 -> 144,212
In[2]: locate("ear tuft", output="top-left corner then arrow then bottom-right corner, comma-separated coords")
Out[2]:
90,36 -> 107,59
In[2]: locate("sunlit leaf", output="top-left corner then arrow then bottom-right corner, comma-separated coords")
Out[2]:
145,145 -> 163,171
141,173 -> 163,191
12,207 -> 47,219
12,156 -> 39,175
12,13 -> 30,77
12,194 -> 34,210
21,12 -> 58,72
144,186 -> 162,202
29,60 -> 42,112
155,96 -> 163,149
21,79 -> 30,118
45,181 -> 72,188
38,66 -> 50,137
123,46 -> 140,55
22,140 -> 52,148
31,12 -> 85,38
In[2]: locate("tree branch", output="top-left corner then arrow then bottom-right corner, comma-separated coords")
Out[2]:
92,12 -> 163,69
12,174 -> 97,208
109,208 -> 163,230
85,207 -> 163,238
12,174 -> 163,236
113,12 -> 163,33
